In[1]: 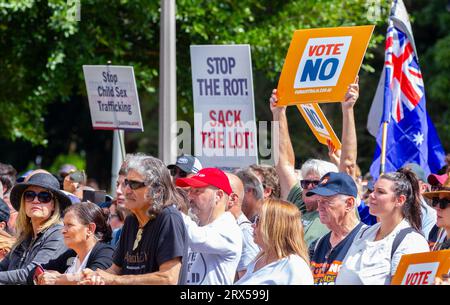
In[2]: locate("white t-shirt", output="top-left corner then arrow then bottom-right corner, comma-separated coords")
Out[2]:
236,213 -> 260,272
183,211 -> 242,285
235,254 -> 313,285
336,219 -> 429,285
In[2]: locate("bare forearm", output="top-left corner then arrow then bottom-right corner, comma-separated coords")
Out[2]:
110,270 -> 178,285
340,107 -> 357,177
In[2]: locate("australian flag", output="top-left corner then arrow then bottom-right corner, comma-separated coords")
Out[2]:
368,0 -> 446,179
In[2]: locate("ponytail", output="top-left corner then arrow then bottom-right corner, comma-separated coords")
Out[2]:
380,168 -> 422,232
397,168 -> 422,232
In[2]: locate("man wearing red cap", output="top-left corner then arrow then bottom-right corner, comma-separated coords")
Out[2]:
176,168 -> 242,285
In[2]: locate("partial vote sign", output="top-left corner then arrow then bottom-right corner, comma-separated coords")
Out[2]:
297,103 -> 341,149
190,45 -> 258,168
277,25 -> 374,105
391,250 -> 450,285
83,65 -> 143,131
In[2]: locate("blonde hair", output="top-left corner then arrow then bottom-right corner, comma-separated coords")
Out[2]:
14,189 -> 62,247
258,198 -> 309,265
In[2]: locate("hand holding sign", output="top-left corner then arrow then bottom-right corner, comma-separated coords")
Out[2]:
269,89 -> 286,117
327,139 -> 341,167
342,76 -> 359,111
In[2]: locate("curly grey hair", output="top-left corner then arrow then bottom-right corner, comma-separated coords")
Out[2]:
124,154 -> 186,216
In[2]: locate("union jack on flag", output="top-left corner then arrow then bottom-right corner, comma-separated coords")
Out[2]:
369,0 -> 445,179
384,24 -> 424,123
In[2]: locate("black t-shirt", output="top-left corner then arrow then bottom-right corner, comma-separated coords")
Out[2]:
310,222 -> 365,285
113,205 -> 187,282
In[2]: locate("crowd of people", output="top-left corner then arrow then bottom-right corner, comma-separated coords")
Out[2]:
0,79 -> 449,285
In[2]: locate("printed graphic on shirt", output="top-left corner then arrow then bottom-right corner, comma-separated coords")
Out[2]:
311,260 -> 343,285
185,250 -> 207,284
310,222 -> 364,285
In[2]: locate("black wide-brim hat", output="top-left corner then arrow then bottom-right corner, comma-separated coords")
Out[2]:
10,172 -> 72,212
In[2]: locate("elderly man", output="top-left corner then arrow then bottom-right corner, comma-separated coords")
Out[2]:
307,172 -> 364,285
269,79 -> 360,247
80,154 -> 188,285
235,168 -> 264,223
225,172 -> 259,280
176,168 -> 242,285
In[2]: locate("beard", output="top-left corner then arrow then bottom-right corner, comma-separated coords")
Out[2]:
187,207 -> 200,224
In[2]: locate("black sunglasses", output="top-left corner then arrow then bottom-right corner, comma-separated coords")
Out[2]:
123,179 -> 148,190
431,198 -> 450,209
169,167 -> 187,178
431,186 -> 450,192
300,179 -> 320,189
23,190 -> 53,203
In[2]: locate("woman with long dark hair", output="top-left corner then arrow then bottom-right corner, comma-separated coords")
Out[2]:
336,168 -> 429,285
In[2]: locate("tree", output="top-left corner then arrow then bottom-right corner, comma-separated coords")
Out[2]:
1,0 -> 446,186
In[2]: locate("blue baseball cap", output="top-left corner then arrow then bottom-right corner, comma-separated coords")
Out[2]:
306,172 -> 358,198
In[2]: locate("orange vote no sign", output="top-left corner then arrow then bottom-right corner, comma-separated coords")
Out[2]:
277,25 -> 374,106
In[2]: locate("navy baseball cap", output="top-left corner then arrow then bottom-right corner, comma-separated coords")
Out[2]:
306,172 -> 358,198
167,154 -> 202,174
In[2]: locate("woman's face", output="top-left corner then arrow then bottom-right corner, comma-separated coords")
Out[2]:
24,186 -> 55,222
62,210 -> 92,250
435,194 -> 450,229
369,178 -> 401,218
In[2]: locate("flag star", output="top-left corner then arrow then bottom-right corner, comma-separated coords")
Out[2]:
412,132 -> 424,147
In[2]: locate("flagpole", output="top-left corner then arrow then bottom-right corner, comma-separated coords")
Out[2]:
380,121 -> 388,175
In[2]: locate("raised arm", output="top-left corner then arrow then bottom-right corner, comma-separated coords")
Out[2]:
339,78 -> 359,178
270,89 -> 298,200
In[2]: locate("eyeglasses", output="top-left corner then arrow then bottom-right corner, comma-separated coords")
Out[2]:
123,179 -> 148,190
300,180 -> 320,189
431,198 -> 450,209
23,190 -> 53,203
169,167 -> 187,178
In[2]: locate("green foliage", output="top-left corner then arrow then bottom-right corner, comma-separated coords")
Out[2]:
48,152 -> 86,174
0,0 -> 447,174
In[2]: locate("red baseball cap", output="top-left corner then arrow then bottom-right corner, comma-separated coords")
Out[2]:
175,168 -> 232,195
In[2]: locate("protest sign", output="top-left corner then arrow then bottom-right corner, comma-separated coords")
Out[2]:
391,250 -> 450,285
297,103 -> 341,149
190,45 -> 258,168
83,65 -> 143,131
277,25 -> 374,105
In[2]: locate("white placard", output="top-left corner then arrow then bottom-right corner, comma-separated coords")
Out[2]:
190,45 -> 258,168
83,65 -> 143,131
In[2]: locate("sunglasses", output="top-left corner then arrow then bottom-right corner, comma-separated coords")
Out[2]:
123,179 -> 148,190
169,167 -> 187,178
23,190 -> 53,203
431,198 -> 450,209
300,179 -> 320,189
431,186 -> 450,192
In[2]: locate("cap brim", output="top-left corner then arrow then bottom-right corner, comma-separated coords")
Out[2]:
175,177 -> 209,188
306,186 -> 338,197
427,174 -> 448,186
423,190 -> 450,199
